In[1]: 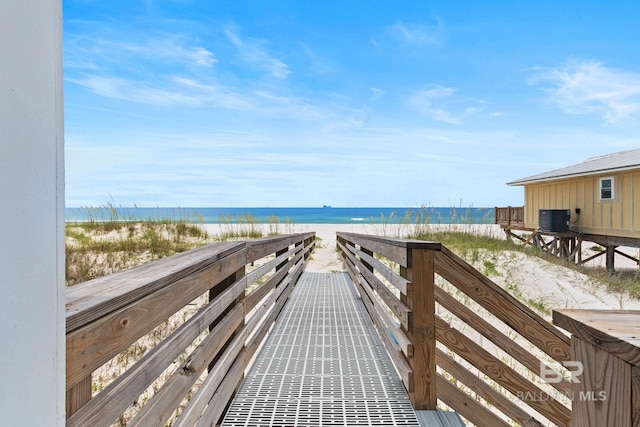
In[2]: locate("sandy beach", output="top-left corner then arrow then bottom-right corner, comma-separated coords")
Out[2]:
204,222 -> 640,312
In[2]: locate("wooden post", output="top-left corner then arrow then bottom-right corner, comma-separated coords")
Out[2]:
66,376 -> 92,418
403,247 -> 437,409
606,245 -> 616,272
554,310 -> 640,427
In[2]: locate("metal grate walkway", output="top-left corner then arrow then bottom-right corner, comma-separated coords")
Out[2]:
221,272 -> 421,426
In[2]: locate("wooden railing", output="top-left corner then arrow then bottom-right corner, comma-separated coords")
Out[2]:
337,232 -> 572,426
495,206 -> 525,227
66,232 -> 315,427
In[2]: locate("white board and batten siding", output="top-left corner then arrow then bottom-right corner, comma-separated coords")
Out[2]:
0,1 -> 65,425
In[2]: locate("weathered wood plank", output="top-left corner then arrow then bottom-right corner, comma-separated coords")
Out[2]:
436,315 -> 571,426
244,247 -> 293,285
632,366 -> 640,427
554,310 -> 640,366
435,285 -> 571,396
348,257 -> 413,358
338,240 -> 412,330
125,305 -> 244,427
245,271 -> 295,365
67,289 -> 245,427
244,265 -> 294,339
171,337 -> 246,427
355,276 -> 414,392
246,232 -> 315,262
66,375 -> 91,419
436,374 -> 511,427
195,351 -> 246,427
414,410 -> 466,427
338,232 -> 440,267
436,348 -> 545,427
66,249 -> 246,389
434,247 -> 571,363
356,246 -> 409,294
66,242 -> 245,332
244,262 -> 289,313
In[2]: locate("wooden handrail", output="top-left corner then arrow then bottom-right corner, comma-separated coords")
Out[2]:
336,232 -> 572,426
65,232 -> 315,427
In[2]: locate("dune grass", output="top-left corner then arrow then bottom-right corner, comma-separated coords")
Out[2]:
406,222 -> 640,300
64,205 -> 283,286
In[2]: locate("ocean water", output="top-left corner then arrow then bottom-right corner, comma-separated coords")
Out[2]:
65,206 -> 495,225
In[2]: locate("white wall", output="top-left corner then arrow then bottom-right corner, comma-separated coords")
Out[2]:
0,0 -> 65,425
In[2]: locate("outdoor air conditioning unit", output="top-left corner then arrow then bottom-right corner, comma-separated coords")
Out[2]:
538,209 -> 570,233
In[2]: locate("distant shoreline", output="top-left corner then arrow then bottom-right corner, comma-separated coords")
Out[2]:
65,206 -> 496,225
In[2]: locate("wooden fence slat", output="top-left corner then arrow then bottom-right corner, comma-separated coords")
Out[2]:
337,241 -> 413,357
434,248 -> 571,363
244,247 -> 293,285
171,334 -> 246,427
244,262 -> 289,313
436,348 -> 545,427
195,351 -> 246,427
355,276 -> 414,391
66,375 -> 92,419
246,233 -> 315,262
356,247 -> 409,294
337,232 -> 410,267
126,306 -> 244,427
354,260 -> 413,358
245,272 -> 296,365
435,285 -> 571,396
67,288 -> 245,427
66,250 -> 246,389
338,240 -> 412,330
436,315 -> 571,426
436,374 -> 512,427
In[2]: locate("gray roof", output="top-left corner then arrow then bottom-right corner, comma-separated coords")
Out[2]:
508,148 -> 640,185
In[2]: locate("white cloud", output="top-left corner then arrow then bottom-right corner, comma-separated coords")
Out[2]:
407,85 -> 483,124
530,59 -> 640,124
224,27 -> 290,79
385,19 -> 445,47
300,43 -> 334,75
67,75 -> 256,109
66,34 -> 216,70
370,87 -> 385,101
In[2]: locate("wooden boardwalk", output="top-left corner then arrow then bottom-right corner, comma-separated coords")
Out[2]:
221,272 -> 461,426
74,232 -> 636,426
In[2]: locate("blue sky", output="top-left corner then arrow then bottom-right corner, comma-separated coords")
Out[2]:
64,1 -> 640,207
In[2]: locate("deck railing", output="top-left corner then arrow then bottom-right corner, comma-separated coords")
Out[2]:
495,206 -> 525,227
65,232 -> 315,427
337,232 -> 572,426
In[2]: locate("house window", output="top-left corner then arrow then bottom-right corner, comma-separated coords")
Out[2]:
600,177 -> 614,200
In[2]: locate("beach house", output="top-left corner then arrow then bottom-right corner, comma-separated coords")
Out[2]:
496,148 -> 640,270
